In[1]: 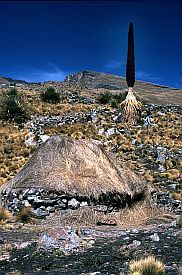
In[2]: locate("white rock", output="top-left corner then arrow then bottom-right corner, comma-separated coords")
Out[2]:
150,233 -> 160,242
40,135 -> 50,143
25,135 -> 37,147
131,139 -> 137,145
113,115 -> 119,121
132,229 -> 139,234
98,128 -> 104,135
80,201 -> 88,207
132,240 -> 141,247
106,128 -> 115,137
89,240 -> 95,245
158,164 -> 166,173
23,200 -> 31,207
170,221 -> 177,227
68,198 -> 80,209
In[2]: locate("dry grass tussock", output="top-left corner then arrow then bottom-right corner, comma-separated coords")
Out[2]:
0,206 -> 12,223
116,200 -> 171,228
15,207 -> 33,223
0,123 -> 36,187
51,200 -> 171,228
0,88 -> 96,116
30,102 -> 96,116
129,256 -> 165,275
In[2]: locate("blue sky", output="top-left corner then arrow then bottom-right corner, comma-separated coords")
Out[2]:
0,0 -> 182,88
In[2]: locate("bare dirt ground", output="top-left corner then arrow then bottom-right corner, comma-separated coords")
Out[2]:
0,210 -> 181,275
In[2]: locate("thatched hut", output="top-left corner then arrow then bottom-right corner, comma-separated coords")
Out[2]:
0,135 -> 145,207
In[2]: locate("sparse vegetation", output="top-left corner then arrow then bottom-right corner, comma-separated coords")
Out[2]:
40,87 -> 60,103
0,88 -> 29,123
15,207 -> 32,223
112,91 -> 127,104
0,206 -> 11,222
97,91 -> 112,104
97,91 -> 127,107
129,256 -> 165,275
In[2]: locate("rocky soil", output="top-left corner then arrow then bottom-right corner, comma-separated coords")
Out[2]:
0,216 -> 181,275
0,71 -> 181,274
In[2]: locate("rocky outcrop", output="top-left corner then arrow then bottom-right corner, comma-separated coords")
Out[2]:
64,71 -> 127,90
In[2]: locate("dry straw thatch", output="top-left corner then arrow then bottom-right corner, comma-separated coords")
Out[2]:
0,135 -> 145,200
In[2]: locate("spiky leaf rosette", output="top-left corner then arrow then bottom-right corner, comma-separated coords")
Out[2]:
126,22 -> 135,88
120,87 -> 142,125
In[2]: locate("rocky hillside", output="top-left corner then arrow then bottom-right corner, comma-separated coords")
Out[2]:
0,71 -> 181,106
0,76 -> 27,86
0,71 -> 181,274
64,71 -> 182,106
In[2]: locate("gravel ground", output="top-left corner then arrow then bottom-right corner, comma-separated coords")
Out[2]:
0,216 -> 181,275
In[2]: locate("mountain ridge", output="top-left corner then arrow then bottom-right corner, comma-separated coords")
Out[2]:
0,71 -> 180,90
0,71 -> 181,106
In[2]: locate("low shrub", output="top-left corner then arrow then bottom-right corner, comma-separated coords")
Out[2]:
0,88 -> 29,123
97,91 -> 127,105
15,207 -> 32,223
40,87 -> 60,103
112,91 -> 127,103
97,91 -> 112,104
110,100 -> 118,108
129,256 -> 165,275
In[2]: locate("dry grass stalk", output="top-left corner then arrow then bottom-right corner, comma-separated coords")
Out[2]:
46,200 -> 172,228
129,256 -> 165,275
116,200 -> 172,228
0,206 -> 11,223
15,207 -> 32,223
120,87 -> 142,125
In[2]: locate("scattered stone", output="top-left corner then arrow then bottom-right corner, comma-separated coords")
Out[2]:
128,240 -> 141,249
80,201 -> 88,207
68,198 -> 80,210
150,233 -> 160,241
31,208 -> 48,219
39,134 -> 50,143
25,135 -> 37,147
96,220 -> 117,226
38,227 -> 81,253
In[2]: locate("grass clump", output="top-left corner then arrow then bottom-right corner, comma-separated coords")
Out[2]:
40,87 -> 60,103
97,91 -> 112,104
0,206 -> 11,222
0,88 -> 29,123
129,256 -> 165,275
112,91 -> 127,104
97,91 -> 127,106
15,207 -> 32,223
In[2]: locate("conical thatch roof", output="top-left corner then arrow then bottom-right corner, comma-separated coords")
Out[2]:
0,136 -> 145,198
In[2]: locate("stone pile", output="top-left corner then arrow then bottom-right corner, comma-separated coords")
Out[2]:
61,91 -> 94,104
26,104 -> 181,140
25,107 -> 120,140
144,104 -> 182,115
0,188 -> 91,218
152,190 -> 181,214
0,188 -> 125,218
